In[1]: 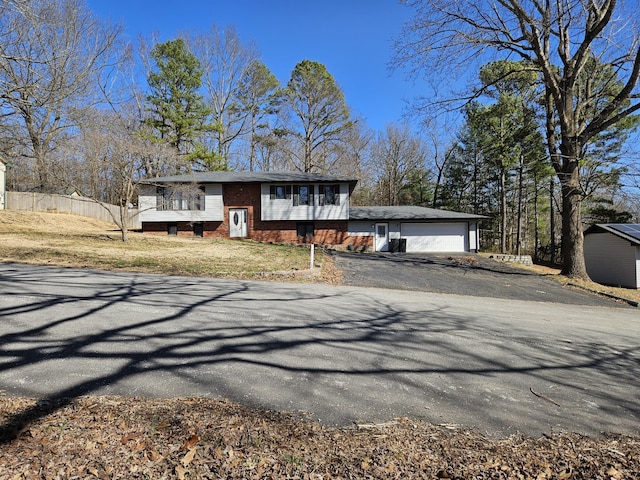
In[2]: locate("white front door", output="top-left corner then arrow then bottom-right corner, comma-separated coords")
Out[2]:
229,208 -> 248,238
375,223 -> 389,252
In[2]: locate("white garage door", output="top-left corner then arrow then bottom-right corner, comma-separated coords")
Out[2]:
401,222 -> 468,252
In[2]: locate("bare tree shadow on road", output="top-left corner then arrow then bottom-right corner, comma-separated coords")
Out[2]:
0,263 -> 638,443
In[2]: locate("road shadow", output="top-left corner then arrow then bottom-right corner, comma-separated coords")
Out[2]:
0,263 -> 638,442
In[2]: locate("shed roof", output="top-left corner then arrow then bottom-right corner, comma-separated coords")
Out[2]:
145,171 -> 358,187
349,206 -> 488,221
585,223 -> 640,246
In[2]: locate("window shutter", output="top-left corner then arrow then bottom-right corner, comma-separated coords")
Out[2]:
334,185 -> 340,205
156,187 -> 164,211
286,185 -> 292,199
309,185 -> 315,205
270,185 -> 275,200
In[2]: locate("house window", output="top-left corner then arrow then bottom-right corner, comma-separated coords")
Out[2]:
297,222 -> 314,238
319,185 -> 340,206
156,186 -> 205,211
270,185 -> 292,200
293,185 -> 314,206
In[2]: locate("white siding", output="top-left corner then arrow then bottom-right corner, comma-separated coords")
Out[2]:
138,184 -> 224,222
469,222 -> 478,252
348,221 -> 374,236
261,183 -> 349,221
584,232 -> 639,288
401,222 -> 468,252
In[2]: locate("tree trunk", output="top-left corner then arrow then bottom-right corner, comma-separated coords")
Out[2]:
119,204 -> 129,242
500,165 -> 507,254
549,179 -> 557,264
516,156 -> 523,257
558,144 -> 589,279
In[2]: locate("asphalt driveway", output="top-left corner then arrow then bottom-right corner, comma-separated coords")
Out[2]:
331,251 -> 628,307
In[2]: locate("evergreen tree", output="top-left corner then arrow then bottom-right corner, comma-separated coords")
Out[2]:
235,61 -> 280,171
145,38 -> 220,170
284,60 -> 353,173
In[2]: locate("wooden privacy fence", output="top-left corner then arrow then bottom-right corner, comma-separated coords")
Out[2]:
6,192 -> 141,230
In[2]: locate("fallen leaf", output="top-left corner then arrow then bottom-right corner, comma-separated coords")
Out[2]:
181,433 -> 199,451
606,466 -> 622,479
175,465 -> 186,480
181,447 -> 197,467
558,467 -> 573,479
155,420 -> 171,429
121,433 -> 137,445
148,449 -> 163,462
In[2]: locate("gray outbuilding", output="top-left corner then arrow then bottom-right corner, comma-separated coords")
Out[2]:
584,223 -> 640,289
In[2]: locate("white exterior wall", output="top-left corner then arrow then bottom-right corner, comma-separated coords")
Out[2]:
469,222 -> 478,252
585,232 -> 639,288
0,160 -> 5,210
138,184 -> 224,222
260,183 -> 349,221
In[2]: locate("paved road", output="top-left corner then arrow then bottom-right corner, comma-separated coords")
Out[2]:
0,263 -> 638,439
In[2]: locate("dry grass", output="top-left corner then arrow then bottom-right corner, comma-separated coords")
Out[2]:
0,210 -> 319,280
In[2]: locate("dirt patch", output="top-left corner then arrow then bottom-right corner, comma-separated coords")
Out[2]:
1,396 -> 638,479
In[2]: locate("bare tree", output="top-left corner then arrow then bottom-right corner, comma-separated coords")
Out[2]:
65,106 -> 185,241
370,123 -> 426,206
284,60 -> 354,173
186,25 -> 259,167
0,0 -> 123,192
394,0 -> 640,279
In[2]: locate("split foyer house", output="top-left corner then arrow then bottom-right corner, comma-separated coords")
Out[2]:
138,171 -> 486,253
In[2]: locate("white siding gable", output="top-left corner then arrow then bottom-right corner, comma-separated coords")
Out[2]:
138,184 -> 224,222
261,183 -> 349,221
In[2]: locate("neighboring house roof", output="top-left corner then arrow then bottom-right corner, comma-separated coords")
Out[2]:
145,171 -> 358,188
585,223 -> 640,246
349,206 -> 488,221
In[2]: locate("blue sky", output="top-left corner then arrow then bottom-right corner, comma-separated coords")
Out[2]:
87,0 -> 419,132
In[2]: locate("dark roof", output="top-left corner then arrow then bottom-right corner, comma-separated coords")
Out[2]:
349,206 -> 488,221
145,171 -> 358,187
585,223 -> 640,246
